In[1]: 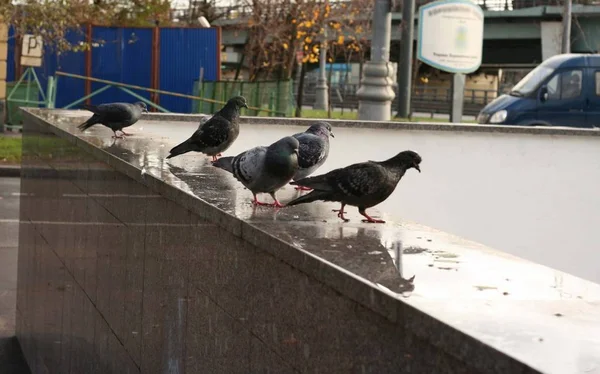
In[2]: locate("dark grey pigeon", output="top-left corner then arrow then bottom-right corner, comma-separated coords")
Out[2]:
167,96 -> 248,162
213,136 -> 300,208
286,150 -> 422,223
291,122 -> 334,191
78,101 -> 148,138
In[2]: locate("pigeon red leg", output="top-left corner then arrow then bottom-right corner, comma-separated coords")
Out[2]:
211,155 -> 219,162
252,194 -> 271,206
294,185 -> 313,191
111,130 -> 124,139
120,130 -> 133,136
269,193 -> 284,208
333,203 -> 349,222
359,208 -> 385,224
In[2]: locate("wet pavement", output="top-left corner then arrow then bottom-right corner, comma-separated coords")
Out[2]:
112,116 -> 600,284
27,110 -> 600,373
0,177 -> 31,373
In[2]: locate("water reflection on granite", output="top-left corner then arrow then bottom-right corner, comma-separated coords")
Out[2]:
20,109 -> 600,374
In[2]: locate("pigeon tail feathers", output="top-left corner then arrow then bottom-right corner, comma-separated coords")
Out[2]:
290,174 -> 334,192
212,156 -> 234,173
167,139 -> 195,159
77,116 -> 99,131
286,190 -> 331,207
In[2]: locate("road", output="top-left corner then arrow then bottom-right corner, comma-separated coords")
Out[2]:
0,177 -> 30,373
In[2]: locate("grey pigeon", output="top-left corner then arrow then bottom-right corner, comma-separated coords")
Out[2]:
213,136 -> 300,207
78,101 -> 148,138
286,150 -> 422,223
167,96 -> 248,162
291,122 -> 334,191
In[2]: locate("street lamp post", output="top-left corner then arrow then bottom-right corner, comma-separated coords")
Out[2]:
357,0 -> 395,121
314,29 -> 329,111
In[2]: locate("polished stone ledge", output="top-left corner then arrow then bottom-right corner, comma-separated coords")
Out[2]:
20,108 -> 600,374
133,110 -> 600,137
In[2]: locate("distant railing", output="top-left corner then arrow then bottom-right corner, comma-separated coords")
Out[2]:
299,84 -> 499,116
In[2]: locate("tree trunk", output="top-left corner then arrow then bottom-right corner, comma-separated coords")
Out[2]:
295,62 -> 307,117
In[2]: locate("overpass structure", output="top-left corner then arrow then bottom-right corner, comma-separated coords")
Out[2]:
215,1 -> 600,68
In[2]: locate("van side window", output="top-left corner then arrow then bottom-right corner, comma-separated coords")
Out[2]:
546,70 -> 583,100
596,71 -> 600,96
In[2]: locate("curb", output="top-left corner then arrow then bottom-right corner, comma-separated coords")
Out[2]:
0,165 -> 21,178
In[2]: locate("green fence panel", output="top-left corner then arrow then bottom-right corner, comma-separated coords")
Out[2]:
194,79 -> 295,117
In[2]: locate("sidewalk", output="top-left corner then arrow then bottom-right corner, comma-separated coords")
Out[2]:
0,177 -> 31,373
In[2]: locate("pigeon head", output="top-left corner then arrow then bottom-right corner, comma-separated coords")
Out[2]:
306,121 -> 335,138
270,136 -> 300,158
135,102 -> 149,113
388,150 -> 422,172
228,96 -> 249,109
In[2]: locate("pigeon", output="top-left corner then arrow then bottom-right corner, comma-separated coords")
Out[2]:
78,101 -> 148,138
290,122 -> 334,191
286,150 -> 422,223
167,96 -> 248,162
213,136 -> 300,208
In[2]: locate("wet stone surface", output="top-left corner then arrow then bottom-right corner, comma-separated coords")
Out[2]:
21,109 -> 600,374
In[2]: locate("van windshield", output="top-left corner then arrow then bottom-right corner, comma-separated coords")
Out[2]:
509,65 -> 555,97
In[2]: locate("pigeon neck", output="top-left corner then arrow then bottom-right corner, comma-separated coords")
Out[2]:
380,157 -> 411,173
219,103 -> 239,120
266,149 -> 297,177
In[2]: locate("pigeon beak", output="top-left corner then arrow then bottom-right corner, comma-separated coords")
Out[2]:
330,132 -> 335,138
414,164 -> 421,173
243,103 -> 248,108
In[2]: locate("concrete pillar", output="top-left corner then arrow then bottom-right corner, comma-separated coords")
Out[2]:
357,0 -> 396,121
313,40 -> 329,111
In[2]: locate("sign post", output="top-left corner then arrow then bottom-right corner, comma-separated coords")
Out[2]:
20,34 -> 43,67
417,0 -> 484,123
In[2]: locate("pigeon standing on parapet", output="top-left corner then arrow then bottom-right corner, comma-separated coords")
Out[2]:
286,150 -> 422,223
167,96 -> 248,162
78,101 -> 148,138
290,122 -> 334,191
213,136 -> 300,208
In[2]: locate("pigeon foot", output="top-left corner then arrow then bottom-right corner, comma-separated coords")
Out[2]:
359,209 -> 385,224
294,186 -> 313,191
252,195 -> 284,208
111,135 -> 124,139
120,130 -> 133,136
211,155 -> 219,162
334,204 -> 349,222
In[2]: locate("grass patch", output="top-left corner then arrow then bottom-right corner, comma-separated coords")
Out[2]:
0,136 -> 22,164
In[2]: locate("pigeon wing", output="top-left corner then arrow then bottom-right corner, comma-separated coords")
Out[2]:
330,162 -> 383,198
230,146 -> 267,189
295,133 -> 327,169
95,103 -> 135,122
190,115 -> 231,149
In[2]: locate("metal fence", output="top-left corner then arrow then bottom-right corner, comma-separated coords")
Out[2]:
193,80 -> 295,116
6,25 -> 220,113
299,84 -> 500,116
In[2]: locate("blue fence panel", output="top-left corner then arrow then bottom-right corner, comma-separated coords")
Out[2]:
91,27 -> 153,105
41,30 -> 86,108
7,27 -> 15,82
159,28 -> 218,113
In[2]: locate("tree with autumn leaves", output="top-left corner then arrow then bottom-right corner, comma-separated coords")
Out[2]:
0,0 -> 172,54
241,0 -> 373,82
